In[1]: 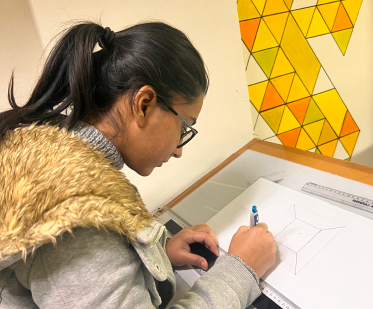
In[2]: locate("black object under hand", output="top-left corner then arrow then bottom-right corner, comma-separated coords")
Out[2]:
189,242 -> 218,270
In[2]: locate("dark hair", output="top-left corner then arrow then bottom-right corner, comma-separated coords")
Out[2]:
0,21 -> 209,137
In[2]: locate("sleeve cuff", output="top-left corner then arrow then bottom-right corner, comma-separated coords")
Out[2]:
207,253 -> 261,307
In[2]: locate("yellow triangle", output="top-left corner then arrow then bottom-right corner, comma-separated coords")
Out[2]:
271,73 -> 294,102
263,13 -> 289,44
307,7 -> 331,38
304,119 -> 324,144
252,19 -> 279,52
248,81 -> 269,111
332,28 -> 353,55
284,0 -> 293,10
237,0 -> 261,21
318,139 -> 338,157
263,0 -> 289,16
270,48 -> 294,78
292,7 -> 315,37
318,2 -> 340,31
278,106 -> 301,134
296,128 -> 316,150
342,0 -> 363,25
340,131 -> 359,156
318,120 -> 338,145
252,0 -> 267,15
287,74 -> 310,102
312,89 -> 347,135
261,105 -> 286,134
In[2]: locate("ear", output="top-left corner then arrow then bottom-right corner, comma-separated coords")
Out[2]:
132,86 -> 158,128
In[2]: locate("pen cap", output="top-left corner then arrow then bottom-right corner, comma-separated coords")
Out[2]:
252,205 -> 257,213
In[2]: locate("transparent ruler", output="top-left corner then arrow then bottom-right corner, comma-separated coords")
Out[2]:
160,209 -> 300,309
302,182 -> 373,214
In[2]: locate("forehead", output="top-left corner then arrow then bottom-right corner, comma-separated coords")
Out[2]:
173,93 -> 204,120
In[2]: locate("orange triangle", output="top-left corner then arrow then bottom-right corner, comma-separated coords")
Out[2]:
287,97 -> 311,125
271,73 -> 294,102
240,18 -> 261,51
278,127 -> 301,147
332,3 -> 353,32
260,82 -> 285,111
318,139 -> 338,157
318,120 -> 337,145
340,131 -> 359,156
340,111 -> 359,137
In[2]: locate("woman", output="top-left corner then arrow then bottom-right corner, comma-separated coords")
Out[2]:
0,22 -> 276,308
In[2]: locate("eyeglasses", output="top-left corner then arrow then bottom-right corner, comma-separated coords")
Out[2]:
166,105 -> 198,148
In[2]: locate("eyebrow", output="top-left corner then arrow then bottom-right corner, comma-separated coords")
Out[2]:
189,116 -> 197,126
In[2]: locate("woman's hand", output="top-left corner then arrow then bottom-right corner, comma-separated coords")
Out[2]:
165,224 -> 219,271
228,223 -> 276,278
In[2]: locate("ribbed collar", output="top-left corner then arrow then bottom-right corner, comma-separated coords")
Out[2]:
46,115 -> 125,170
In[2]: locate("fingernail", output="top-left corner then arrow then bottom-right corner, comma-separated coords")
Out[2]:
201,262 -> 208,270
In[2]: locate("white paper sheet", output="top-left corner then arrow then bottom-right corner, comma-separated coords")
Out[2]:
206,178 -> 373,309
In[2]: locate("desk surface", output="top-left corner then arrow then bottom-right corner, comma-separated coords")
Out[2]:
161,139 -> 373,309
161,139 -> 373,213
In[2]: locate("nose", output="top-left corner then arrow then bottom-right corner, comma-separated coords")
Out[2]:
173,147 -> 183,158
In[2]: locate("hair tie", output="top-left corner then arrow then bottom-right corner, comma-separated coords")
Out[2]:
93,27 -> 115,53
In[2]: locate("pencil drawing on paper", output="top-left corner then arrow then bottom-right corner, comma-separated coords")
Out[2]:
272,205 -> 344,275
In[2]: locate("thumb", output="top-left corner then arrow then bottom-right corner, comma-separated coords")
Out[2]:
181,251 -> 208,270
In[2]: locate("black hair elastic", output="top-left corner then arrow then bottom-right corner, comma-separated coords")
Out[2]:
98,27 -> 115,51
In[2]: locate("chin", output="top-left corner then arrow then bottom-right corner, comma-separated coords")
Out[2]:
136,167 -> 155,177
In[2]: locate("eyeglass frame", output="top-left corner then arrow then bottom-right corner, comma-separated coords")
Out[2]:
166,105 -> 198,148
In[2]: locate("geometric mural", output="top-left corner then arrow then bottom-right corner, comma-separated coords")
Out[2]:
238,0 -> 362,160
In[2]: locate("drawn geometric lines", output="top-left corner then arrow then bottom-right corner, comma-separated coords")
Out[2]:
272,205 -> 344,274
238,0 -> 362,159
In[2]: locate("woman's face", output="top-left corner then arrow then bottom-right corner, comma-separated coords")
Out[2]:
96,88 -> 204,176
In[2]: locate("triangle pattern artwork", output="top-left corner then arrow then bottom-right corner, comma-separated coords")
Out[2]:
253,47 -> 279,78
238,0 -> 362,159
332,28 -> 354,55
332,3 -> 353,32
237,0 -> 261,21
240,18 -> 261,52
261,82 -> 285,111
278,127 -> 301,147
334,140 -> 350,160
307,7 -> 330,38
271,73 -> 295,102
317,1 -> 340,31
252,19 -> 279,52
292,7 -> 315,37
263,13 -> 289,44
313,67 -> 333,95
254,114 -> 277,139
262,0 -> 289,16
246,55 -> 268,85
318,139 -> 338,157
248,81 -> 269,111
270,48 -> 295,78
287,96 -> 311,124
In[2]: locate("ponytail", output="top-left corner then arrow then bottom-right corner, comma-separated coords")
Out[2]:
0,21 -> 209,137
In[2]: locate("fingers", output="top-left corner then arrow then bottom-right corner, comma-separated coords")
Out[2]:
179,251 -> 209,270
186,232 -> 219,257
190,224 -> 218,245
255,222 -> 268,232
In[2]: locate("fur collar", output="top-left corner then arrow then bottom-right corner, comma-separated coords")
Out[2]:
0,124 -> 153,260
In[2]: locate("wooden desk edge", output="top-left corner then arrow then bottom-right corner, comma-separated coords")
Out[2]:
154,139 -> 373,217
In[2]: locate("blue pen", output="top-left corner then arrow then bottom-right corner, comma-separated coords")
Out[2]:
250,206 -> 259,228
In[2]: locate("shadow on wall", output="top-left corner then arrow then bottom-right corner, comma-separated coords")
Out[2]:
351,145 -> 373,168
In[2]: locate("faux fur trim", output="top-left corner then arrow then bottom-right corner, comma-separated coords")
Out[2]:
0,124 -> 154,260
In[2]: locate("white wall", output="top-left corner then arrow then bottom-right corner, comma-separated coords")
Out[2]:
28,0 -> 253,212
0,0 -> 43,112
